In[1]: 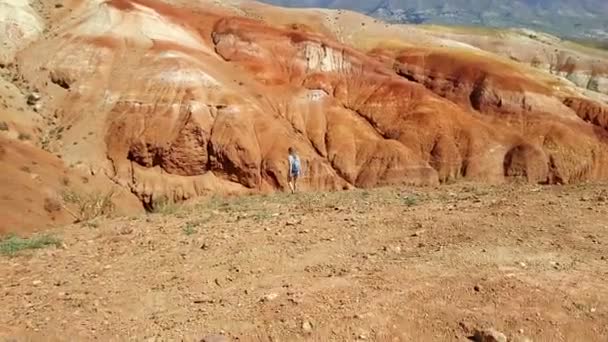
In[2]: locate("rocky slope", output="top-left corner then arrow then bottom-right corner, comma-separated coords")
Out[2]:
1,0 -> 608,232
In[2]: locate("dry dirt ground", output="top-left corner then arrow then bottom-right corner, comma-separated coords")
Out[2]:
1,183 -> 608,341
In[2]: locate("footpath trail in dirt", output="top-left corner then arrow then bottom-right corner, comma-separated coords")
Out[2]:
1,183 -> 608,341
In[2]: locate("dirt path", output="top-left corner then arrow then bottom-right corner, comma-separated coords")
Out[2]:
1,183 -> 608,341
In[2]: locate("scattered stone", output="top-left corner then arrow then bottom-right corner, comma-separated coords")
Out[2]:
301,320 -> 313,334
518,262 -> 527,268
120,226 -> 133,235
473,328 -> 507,342
590,307 -> 597,313
200,334 -> 229,342
32,280 -> 42,286
474,285 -> 481,292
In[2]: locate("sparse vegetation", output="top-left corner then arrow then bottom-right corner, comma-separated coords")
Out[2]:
62,189 -> 116,222
149,196 -> 181,214
402,195 -> 419,207
182,225 -> 197,236
0,121 -> 8,131
252,211 -> 273,222
0,234 -> 61,256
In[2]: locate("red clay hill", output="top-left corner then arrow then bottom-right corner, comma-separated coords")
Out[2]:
1,0 -> 608,232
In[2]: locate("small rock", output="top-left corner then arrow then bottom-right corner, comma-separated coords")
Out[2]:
518,262 -> 527,268
260,293 -> 279,302
26,93 -> 41,105
32,280 -> 42,286
473,328 -> 507,342
200,335 -> 229,342
285,219 -> 302,226
590,307 -> 597,313
474,285 -> 481,292
411,230 -> 425,237
120,227 -> 133,235
301,320 -> 313,334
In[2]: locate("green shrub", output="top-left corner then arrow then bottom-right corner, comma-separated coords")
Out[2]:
0,234 -> 61,256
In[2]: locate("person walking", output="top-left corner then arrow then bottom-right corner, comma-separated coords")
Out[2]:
287,147 -> 301,194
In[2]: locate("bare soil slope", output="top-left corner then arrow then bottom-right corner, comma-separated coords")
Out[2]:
1,183 -> 607,341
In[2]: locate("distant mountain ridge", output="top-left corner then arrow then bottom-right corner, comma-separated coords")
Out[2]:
261,0 -> 608,41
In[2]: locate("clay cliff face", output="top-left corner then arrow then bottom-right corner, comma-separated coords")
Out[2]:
1,0 -> 608,232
